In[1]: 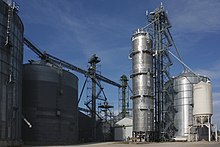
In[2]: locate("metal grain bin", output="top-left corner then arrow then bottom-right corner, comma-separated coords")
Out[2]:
78,111 -> 93,143
22,62 -> 78,145
173,71 -> 208,138
0,0 -> 24,146
130,29 -> 154,140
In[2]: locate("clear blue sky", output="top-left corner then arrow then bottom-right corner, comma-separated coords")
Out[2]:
16,0 -> 220,129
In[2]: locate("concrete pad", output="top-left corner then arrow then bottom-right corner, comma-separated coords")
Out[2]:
24,141 -> 220,147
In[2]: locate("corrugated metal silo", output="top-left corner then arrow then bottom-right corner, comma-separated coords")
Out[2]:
130,29 -> 154,140
173,71 -> 208,138
0,0 -> 24,146
22,61 -> 78,145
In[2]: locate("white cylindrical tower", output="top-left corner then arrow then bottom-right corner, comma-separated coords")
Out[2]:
193,81 -> 213,141
193,81 -> 213,124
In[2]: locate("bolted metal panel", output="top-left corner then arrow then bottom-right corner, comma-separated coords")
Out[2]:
0,0 -> 24,146
173,71 -> 208,137
131,29 -> 154,133
132,74 -> 153,97
22,63 -> 78,145
133,97 -> 154,131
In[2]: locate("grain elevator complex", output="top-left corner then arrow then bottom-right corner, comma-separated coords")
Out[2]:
0,0 -> 218,146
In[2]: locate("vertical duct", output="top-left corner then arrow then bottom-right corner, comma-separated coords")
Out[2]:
130,29 -> 154,141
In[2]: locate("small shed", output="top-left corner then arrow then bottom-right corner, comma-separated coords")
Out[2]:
114,117 -> 133,141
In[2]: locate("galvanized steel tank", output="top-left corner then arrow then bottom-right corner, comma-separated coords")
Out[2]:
130,29 -> 154,138
0,0 -> 24,146
22,62 -> 78,145
173,71 -> 208,137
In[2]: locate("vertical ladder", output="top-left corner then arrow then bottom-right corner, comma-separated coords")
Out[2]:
5,3 -> 14,46
5,2 -> 19,140
6,5 -> 13,140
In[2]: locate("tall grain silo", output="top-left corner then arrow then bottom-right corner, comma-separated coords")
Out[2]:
22,61 -> 78,145
0,0 -> 24,146
172,71 -> 208,139
130,29 -> 154,141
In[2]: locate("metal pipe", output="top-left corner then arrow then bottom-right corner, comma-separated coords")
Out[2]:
23,117 -> 32,128
215,124 -> 218,142
208,123 -> 211,142
168,50 -> 199,77
142,18 -> 158,30
167,29 -> 184,64
77,76 -> 88,105
91,65 -> 97,141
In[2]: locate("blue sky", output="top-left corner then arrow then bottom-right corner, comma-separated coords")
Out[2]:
16,0 -> 220,129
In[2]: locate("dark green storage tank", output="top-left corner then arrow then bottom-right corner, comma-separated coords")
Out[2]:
22,62 -> 78,145
0,0 -> 24,146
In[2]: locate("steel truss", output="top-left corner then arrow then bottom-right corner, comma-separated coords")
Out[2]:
144,4 -> 175,141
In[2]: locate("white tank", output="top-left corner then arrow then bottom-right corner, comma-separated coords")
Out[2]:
193,81 -> 213,117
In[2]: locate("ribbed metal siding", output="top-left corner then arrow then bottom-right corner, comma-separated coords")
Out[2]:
0,0 -> 23,146
22,63 -> 78,145
78,111 -> 93,143
173,72 -> 208,137
131,29 -> 154,133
